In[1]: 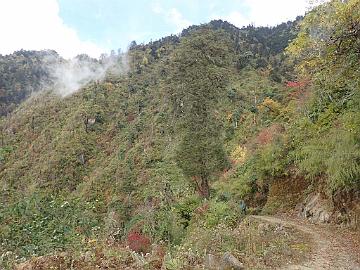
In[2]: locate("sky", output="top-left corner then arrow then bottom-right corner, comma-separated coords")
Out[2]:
0,0 -> 315,59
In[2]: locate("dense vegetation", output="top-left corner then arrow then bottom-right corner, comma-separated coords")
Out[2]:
0,1 -> 359,269
0,50 -> 125,115
0,50 -> 59,115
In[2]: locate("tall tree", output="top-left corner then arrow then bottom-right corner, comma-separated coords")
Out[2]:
169,28 -> 232,198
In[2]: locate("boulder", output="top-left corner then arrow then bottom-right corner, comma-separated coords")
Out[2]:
221,252 -> 244,270
297,193 -> 333,223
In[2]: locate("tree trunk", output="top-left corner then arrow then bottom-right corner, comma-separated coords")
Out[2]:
199,176 -> 210,199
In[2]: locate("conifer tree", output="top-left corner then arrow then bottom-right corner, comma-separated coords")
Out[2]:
169,28 -> 232,198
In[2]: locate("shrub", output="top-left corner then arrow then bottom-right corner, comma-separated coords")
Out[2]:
297,125 -> 360,192
255,124 -> 284,146
204,201 -> 238,228
174,195 -> 202,229
0,194 -> 104,262
255,136 -> 290,181
0,146 -> 13,162
127,231 -> 151,253
213,165 -> 254,201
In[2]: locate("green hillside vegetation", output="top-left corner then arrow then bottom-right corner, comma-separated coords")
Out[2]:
0,50 -> 125,116
0,1 -> 359,269
0,50 -> 59,115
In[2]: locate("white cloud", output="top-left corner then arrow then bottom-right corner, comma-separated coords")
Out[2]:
152,1 -> 163,14
152,2 -> 191,32
244,0 -> 309,26
215,0 -> 320,28
223,11 -> 250,28
0,0 -> 105,58
168,8 -> 192,32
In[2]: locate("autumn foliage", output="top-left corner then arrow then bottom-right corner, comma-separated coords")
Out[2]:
127,231 -> 151,253
286,81 -> 307,88
255,124 -> 284,146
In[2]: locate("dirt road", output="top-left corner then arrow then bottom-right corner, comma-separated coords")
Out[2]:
251,215 -> 360,270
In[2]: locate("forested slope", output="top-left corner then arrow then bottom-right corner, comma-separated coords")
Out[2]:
0,1 -> 359,269
0,50 -> 60,115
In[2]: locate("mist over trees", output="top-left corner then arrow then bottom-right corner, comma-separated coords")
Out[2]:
0,49 -> 128,115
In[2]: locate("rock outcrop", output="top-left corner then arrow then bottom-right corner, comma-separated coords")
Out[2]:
297,193 -> 333,223
297,191 -> 360,228
204,252 -> 244,270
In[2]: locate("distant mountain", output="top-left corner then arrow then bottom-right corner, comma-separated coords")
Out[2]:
0,18 -> 301,117
0,50 -> 126,115
0,50 -> 60,115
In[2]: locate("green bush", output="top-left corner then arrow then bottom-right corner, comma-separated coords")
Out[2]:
213,163 -> 254,201
255,136 -> 290,181
0,146 -> 13,162
0,193 -> 104,261
174,195 -> 202,229
296,122 -> 360,192
204,201 -> 238,228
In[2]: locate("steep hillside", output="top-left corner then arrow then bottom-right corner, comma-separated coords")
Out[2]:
0,1 -> 359,269
0,50 -> 59,115
0,50 -> 125,115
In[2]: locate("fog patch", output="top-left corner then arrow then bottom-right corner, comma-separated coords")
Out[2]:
46,52 -> 128,97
